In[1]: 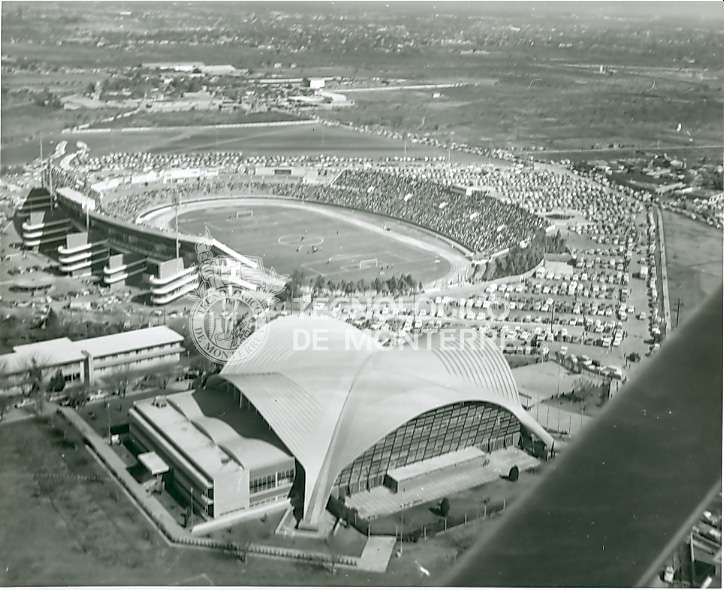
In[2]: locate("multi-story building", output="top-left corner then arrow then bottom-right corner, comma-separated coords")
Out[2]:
0,326 -> 185,397
129,390 -> 295,519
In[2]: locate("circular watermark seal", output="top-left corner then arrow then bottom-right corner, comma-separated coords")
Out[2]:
189,285 -> 269,365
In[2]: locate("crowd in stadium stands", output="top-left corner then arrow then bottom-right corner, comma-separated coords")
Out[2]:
326,169 -> 547,253
95,166 -> 545,255
56,146 -> 643,258
71,150 -> 431,179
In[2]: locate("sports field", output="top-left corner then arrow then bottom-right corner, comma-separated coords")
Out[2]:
149,197 -> 470,286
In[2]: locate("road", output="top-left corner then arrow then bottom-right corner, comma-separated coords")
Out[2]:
655,206 -> 673,334
523,144 -> 724,157
344,83 -> 466,93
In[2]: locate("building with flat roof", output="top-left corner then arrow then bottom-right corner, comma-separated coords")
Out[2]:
133,315 -> 553,530
129,389 -> 294,519
0,326 -> 184,397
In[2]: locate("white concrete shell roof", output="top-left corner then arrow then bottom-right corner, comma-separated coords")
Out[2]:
219,315 -> 553,527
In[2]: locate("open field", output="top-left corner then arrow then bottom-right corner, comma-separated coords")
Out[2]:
661,211 -> 723,327
1,123 -> 462,167
0,101 -> 121,167
89,109 -> 305,129
321,65 -> 723,154
0,416 -> 518,586
165,198 -> 468,285
0,417 -> 388,586
537,145 -> 724,164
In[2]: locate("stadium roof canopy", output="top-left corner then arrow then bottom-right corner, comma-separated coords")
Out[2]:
219,315 -> 553,528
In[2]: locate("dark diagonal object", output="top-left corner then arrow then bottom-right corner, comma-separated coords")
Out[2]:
445,287 -> 723,587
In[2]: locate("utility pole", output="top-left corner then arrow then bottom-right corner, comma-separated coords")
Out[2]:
675,297 -> 684,328
105,401 -> 111,442
175,191 -> 180,259
549,300 -> 555,331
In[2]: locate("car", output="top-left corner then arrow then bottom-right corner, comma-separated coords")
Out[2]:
14,398 -> 35,409
702,510 -> 721,528
699,525 -> 722,544
88,390 -> 109,403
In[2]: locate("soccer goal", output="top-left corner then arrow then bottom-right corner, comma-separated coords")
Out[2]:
234,209 -> 254,219
359,258 -> 379,270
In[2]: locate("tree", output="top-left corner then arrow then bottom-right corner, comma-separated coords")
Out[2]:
405,274 -> 415,291
102,368 -> 135,398
44,309 -> 63,338
22,356 -> 44,398
439,497 -> 450,518
313,274 -> 325,296
0,396 -> 10,422
484,259 -> 497,281
66,383 -> 90,408
48,369 -> 66,393
154,363 -> 178,391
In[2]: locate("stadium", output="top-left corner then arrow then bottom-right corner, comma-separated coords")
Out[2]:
17,149 -> 553,302
129,315 -> 553,529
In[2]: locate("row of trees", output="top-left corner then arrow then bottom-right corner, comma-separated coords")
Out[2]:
0,311 -> 131,354
282,269 -> 424,301
32,87 -> 63,109
475,230 -> 569,282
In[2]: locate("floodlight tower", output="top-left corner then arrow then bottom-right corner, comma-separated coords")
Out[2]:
174,190 -> 180,260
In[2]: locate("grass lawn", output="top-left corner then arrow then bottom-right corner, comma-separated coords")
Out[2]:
0,417 -> 387,585
661,210 -> 723,326
175,201 -> 460,285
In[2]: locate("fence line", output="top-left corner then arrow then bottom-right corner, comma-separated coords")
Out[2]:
59,409 -> 359,570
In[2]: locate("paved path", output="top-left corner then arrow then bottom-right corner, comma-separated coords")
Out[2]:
344,83 -> 465,94
357,537 -> 397,573
347,447 -> 538,519
655,206 -> 673,334
70,119 -> 316,135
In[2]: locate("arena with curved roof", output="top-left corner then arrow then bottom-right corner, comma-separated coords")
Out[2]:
130,315 -> 553,529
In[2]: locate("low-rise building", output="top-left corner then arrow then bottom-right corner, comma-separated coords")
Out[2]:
0,326 -> 184,397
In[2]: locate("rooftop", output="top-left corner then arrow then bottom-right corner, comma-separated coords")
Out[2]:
79,326 -> 183,358
133,388 -> 291,477
138,451 -> 169,475
387,446 -> 485,483
133,397 -> 241,481
0,327 -> 184,376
